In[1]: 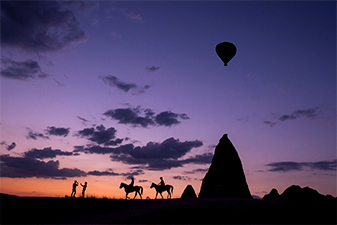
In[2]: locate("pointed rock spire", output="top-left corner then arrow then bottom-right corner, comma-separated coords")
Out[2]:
181,184 -> 197,198
198,134 -> 252,198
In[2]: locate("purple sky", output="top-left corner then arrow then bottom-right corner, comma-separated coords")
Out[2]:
1,1 -> 336,198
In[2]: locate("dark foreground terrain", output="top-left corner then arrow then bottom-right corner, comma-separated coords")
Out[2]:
1,194 -> 336,224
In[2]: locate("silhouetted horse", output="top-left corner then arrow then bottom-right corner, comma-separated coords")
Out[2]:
119,182 -> 143,199
150,183 -> 174,199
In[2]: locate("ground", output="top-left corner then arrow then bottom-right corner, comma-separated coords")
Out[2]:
0,194 -> 335,224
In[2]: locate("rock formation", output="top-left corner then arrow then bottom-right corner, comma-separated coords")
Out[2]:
262,185 -> 337,223
198,134 -> 252,198
181,184 -> 197,198
263,185 -> 336,206
262,188 -> 280,202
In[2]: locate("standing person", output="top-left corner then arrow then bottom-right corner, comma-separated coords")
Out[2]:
80,182 -> 87,198
71,180 -> 78,198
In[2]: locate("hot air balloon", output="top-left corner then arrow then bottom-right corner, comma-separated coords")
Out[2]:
215,42 -> 237,66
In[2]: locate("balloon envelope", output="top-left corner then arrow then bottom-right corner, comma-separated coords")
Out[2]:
216,42 -> 237,66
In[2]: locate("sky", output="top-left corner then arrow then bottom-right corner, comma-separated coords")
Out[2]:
0,1 -> 336,199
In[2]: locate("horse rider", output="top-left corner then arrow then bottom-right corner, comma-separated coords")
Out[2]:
129,177 -> 134,188
158,177 -> 165,187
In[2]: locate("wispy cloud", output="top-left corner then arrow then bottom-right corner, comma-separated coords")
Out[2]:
264,107 -> 322,127
126,12 -> 143,23
103,106 -> 190,128
87,169 -> 144,179
0,141 -> 16,151
279,107 -> 321,121
99,75 -> 151,94
173,175 -> 191,181
26,128 -> 50,140
24,147 -> 74,159
265,159 -> 337,172
1,58 -> 49,81
145,66 -> 160,72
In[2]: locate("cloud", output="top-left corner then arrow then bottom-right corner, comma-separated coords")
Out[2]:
237,113 -> 256,123
265,107 -> 322,127
145,66 -> 160,72
87,169 -> 144,179
1,1 -> 87,53
278,107 -> 321,121
173,175 -> 190,181
7,142 -> 17,151
91,18 -> 99,26
1,58 -> 49,81
138,179 -> 149,183
99,75 -> 150,94
0,142 -> 17,151
306,160 -> 337,171
103,106 -> 189,128
73,144 -> 131,155
265,162 -> 303,172
264,121 -> 278,127
77,116 -> 91,126
26,128 -> 49,140
103,107 -> 155,128
126,12 -> 143,23
77,116 -> 89,122
184,168 -> 209,174
266,159 -> 337,172
0,154 -> 86,179
155,111 -> 190,126
110,139 -> 206,170
24,147 -> 74,159
45,126 -> 70,137
74,137 -> 206,170
87,170 -> 119,176
75,125 -> 122,146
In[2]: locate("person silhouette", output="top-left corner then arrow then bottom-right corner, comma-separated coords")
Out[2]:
129,177 -> 134,188
80,182 -> 87,198
158,177 -> 165,187
71,180 -> 78,198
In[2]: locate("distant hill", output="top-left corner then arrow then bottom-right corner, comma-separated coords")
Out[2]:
262,185 -> 336,224
0,193 -> 19,198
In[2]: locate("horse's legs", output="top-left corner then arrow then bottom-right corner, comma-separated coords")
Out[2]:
126,193 -> 129,199
133,192 -> 137,199
139,191 -> 142,199
160,192 -> 164,199
155,192 -> 158,199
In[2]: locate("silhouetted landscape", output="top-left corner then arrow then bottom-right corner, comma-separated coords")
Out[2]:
1,191 -> 336,224
1,134 -> 335,224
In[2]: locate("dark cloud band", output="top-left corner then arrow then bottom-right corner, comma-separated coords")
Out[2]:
1,1 -> 87,53
103,106 -> 189,127
1,58 -> 49,81
265,159 -> 336,172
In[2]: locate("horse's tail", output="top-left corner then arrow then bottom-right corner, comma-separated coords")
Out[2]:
170,185 -> 174,195
140,186 -> 143,195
